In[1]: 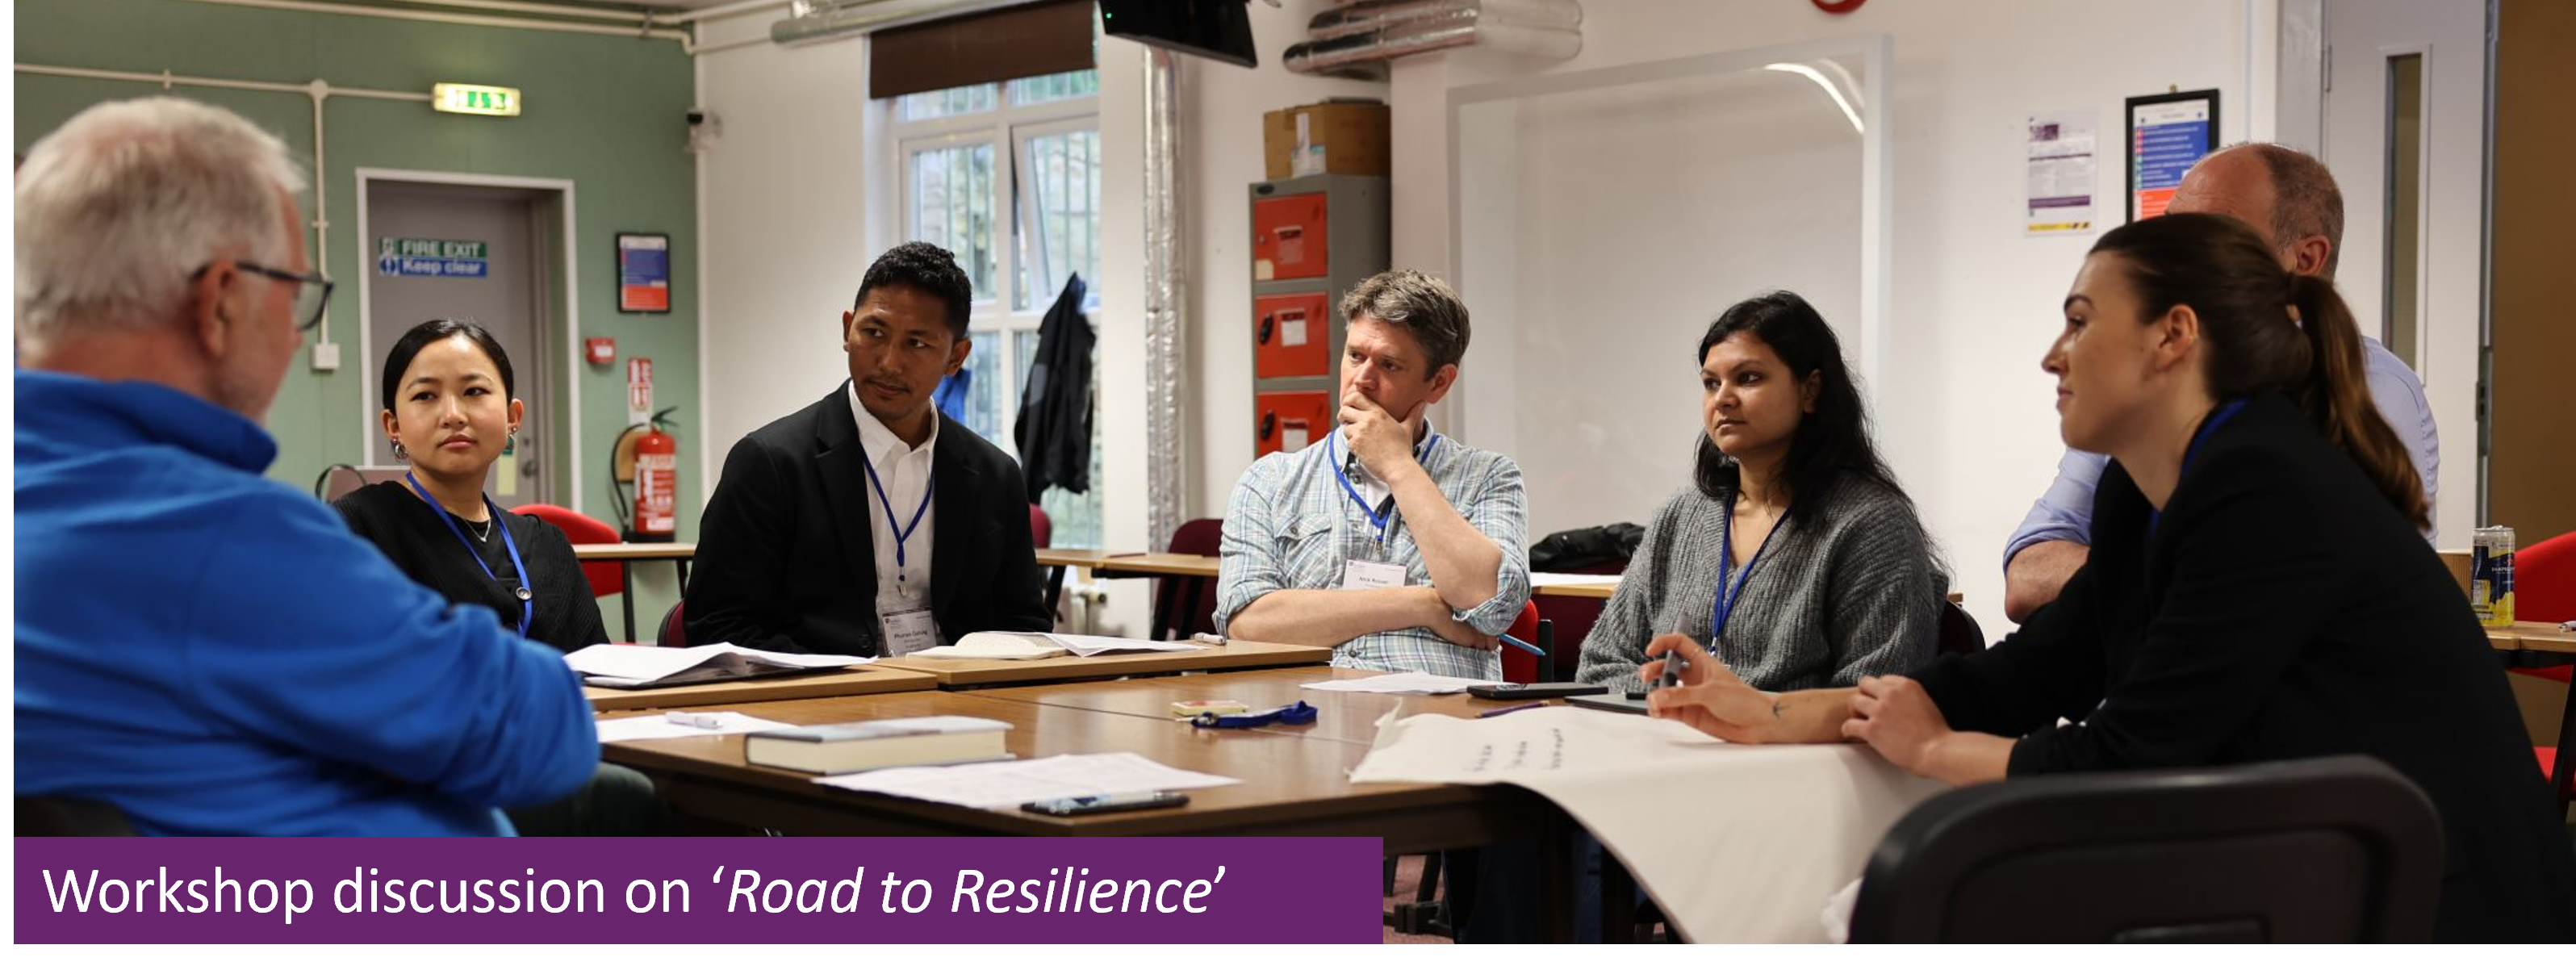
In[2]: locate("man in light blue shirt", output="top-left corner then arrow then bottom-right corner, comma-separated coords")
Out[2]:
1217,270 -> 1532,679
2002,143 -> 2441,621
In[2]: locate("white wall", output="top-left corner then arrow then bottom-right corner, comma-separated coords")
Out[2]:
696,0 -> 2298,642
1395,0 -> 2279,638
1452,61 -> 1867,547
692,3 -> 1378,637
1169,3 -> 1393,521
1093,2 -> 1386,634
1093,36 -> 1146,634
695,15 -> 877,496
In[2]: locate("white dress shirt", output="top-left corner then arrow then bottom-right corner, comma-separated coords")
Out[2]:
849,383 -> 937,618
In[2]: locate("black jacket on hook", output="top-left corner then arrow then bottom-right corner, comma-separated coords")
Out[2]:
1014,273 -> 1094,502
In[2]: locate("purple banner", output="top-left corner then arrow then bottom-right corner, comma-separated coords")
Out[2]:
15,837 -> 1383,943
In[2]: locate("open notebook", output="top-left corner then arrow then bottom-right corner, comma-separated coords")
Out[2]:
565,643 -> 872,689
906,632 -> 1209,661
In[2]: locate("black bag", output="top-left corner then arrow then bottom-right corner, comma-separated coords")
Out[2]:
1528,522 -> 1643,571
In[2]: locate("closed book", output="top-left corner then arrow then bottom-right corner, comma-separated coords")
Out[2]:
744,716 -> 1013,775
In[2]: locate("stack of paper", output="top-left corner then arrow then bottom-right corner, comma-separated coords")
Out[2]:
566,643 -> 871,688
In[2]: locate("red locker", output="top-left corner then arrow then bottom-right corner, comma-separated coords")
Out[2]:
1252,292 -> 1332,379
1255,390 -> 1334,458
1251,193 -> 1330,280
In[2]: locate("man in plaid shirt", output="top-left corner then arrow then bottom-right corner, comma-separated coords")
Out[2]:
1215,270 -> 1531,679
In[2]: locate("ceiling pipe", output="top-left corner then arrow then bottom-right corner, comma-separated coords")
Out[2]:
1286,0 -> 1582,77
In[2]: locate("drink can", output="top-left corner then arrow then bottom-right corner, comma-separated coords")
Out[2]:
2471,525 -> 2515,628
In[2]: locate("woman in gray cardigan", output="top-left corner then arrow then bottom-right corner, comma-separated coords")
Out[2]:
1576,291 -> 1943,694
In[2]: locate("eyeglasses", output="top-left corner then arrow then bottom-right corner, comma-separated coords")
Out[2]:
195,261 -> 335,332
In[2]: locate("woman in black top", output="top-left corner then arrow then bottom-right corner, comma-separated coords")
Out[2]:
337,320 -> 655,837
1645,213 -> 2575,940
334,320 -> 607,653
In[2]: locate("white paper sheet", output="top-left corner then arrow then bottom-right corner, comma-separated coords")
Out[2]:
1043,633 -> 1206,658
914,633 -> 1208,661
594,711 -> 797,743
1347,707 -> 1942,943
813,752 -> 1240,809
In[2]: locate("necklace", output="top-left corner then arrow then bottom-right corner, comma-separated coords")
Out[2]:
466,516 -> 495,544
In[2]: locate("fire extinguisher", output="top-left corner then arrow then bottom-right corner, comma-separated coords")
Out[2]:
611,407 -> 680,541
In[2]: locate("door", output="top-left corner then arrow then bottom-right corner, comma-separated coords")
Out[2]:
2489,0 -> 2576,544
2316,0 -> 2487,546
366,181 -> 557,507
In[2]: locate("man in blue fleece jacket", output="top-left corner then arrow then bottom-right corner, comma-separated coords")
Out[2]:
13,97 -> 598,835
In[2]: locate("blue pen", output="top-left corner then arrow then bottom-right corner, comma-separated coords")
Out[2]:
1499,633 -> 1545,658
1477,701 -> 1549,719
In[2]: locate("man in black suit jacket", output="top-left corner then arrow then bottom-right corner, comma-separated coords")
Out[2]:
687,242 -> 1048,654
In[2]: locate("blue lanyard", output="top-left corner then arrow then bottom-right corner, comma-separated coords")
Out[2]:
404,470 -> 532,639
2151,398 -> 2249,534
1190,700 -> 1319,730
862,450 -> 935,584
1327,429 -> 1440,546
1711,490 -> 1790,646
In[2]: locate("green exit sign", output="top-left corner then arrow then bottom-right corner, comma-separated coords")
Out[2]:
433,83 -> 521,117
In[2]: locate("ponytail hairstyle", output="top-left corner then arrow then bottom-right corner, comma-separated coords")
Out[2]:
2089,212 -> 2427,530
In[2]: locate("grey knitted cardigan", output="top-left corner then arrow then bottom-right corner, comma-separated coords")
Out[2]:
1574,473 -> 1944,693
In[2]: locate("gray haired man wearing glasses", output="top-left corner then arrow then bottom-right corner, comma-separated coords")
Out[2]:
15,97 -> 600,835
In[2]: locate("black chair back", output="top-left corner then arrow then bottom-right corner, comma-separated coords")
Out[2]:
17,796 -> 137,836
1936,599 -> 1985,655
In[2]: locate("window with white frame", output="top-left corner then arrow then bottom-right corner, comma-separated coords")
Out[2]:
892,68 -> 1103,548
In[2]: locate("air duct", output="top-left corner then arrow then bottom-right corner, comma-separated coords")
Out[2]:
771,0 -> 1024,45
1285,0 -> 1582,77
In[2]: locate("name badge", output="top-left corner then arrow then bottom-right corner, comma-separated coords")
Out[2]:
1340,558 -> 1406,591
881,608 -> 938,657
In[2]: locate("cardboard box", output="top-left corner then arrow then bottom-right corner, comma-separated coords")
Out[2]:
1262,100 -> 1390,181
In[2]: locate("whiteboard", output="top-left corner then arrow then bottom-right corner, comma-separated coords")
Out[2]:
1449,39 -> 1891,540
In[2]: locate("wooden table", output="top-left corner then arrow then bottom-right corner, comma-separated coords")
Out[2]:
2488,620 -> 2576,654
1089,553 -> 1223,639
2439,548 -> 2474,596
1033,547 -> 1116,614
583,665 -> 938,712
873,639 -> 1332,688
573,541 -> 698,642
977,666 -> 1516,745
597,688 -> 1585,940
977,666 -> 1641,938
2491,620 -> 2576,807
1533,579 -> 1620,599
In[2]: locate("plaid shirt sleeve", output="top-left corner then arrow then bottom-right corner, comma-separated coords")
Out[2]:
1214,456 -> 1286,636
1447,454 -> 1532,636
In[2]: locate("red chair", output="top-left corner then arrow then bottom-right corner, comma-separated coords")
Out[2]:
1153,518 -> 1225,640
1530,559 -> 1625,676
657,600 -> 686,647
1028,504 -> 1053,549
2509,530 -> 2576,682
512,503 -> 625,600
1498,600 -> 1548,684
2504,529 -> 2575,809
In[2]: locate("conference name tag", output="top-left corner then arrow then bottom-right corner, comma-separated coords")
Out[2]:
1340,559 -> 1406,591
882,608 -> 938,657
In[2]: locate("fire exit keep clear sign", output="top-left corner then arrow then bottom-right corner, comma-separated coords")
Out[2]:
378,237 -> 489,278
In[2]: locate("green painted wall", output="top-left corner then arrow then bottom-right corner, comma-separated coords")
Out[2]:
16,0 -> 703,640
15,0 -> 704,550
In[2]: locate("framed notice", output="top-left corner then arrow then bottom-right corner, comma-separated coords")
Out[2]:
617,232 -> 671,313
2126,89 -> 2218,223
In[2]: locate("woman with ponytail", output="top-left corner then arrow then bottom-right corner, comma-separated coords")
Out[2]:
1645,213 -> 2574,940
